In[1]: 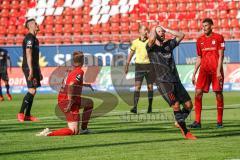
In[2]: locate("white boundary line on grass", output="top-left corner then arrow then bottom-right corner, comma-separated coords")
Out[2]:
0,103 -> 239,122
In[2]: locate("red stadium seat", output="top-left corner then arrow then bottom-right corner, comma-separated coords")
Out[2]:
130,22 -> 139,32
8,25 -> 17,35
19,0 -> 28,9
55,16 -> 63,25
92,35 -> 102,43
220,19 -> 230,29
82,15 -> 91,24
91,24 -> 100,34
64,16 -> 73,24
228,1 -> 237,9
232,28 -> 240,39
6,34 -> 15,45
101,23 -> 110,34
45,16 -> 54,25
17,25 -> 27,35
63,24 -> 73,33
111,23 -> 120,34
63,33 -> 72,44
72,33 -> 82,44
177,3 -> 187,12
110,15 -> 120,23
73,15 -> 83,24
83,6 -> 91,15
196,3 -> 206,11
45,25 -> 54,34
1,0 -> 10,9
0,9 -> 9,17
73,24 -> 82,33
189,20 -> 199,30
101,35 -> 110,43
121,15 -> 130,23
73,8 -> 83,15
110,35 -> 120,43
121,23 -> 130,34
229,10 -> 238,18
82,36 -> 91,44
219,10 -> 228,19
187,3 -> 196,11
169,21 -> 178,30
148,4 -> 158,13
0,17 -> 8,26
55,24 -> 63,33
179,20 -> 188,30
168,3 -> 177,12
230,19 -> 240,28
0,26 -> 7,35
82,24 -> 91,34
54,0 -> 64,7
159,3 -> 167,12
53,33 -> 63,44
11,0 -> 19,9
63,8 -> 73,16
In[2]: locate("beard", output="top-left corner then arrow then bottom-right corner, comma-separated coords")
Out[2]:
156,34 -> 164,42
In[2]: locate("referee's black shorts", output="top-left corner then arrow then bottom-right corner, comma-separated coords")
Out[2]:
0,71 -> 9,81
23,69 -> 41,88
135,63 -> 155,85
157,82 -> 191,106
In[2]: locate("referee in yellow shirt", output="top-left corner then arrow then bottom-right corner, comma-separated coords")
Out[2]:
125,25 -> 154,114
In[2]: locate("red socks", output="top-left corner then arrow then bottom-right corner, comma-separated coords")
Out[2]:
194,95 -> 202,123
216,95 -> 224,124
47,128 -> 73,136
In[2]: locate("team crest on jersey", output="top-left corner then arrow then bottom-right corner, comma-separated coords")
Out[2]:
212,40 -> 216,45
27,40 -> 33,47
76,74 -> 82,82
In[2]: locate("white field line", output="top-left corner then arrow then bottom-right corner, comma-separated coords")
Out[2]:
0,104 -> 239,122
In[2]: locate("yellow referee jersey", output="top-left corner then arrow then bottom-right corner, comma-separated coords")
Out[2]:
130,38 -> 150,64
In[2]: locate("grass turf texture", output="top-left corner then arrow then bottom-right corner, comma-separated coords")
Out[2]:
0,92 -> 240,160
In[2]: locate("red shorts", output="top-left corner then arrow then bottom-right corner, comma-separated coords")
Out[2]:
196,69 -> 224,93
58,99 -> 81,122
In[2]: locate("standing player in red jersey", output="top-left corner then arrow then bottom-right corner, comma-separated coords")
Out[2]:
36,51 -> 94,136
189,18 -> 225,128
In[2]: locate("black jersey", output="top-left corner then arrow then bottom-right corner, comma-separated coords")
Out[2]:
146,38 -> 180,83
0,48 -> 8,72
22,33 -> 40,70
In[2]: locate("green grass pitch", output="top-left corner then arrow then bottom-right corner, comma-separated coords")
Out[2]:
0,92 -> 240,160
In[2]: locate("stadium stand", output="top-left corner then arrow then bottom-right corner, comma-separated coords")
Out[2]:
0,0 -> 239,45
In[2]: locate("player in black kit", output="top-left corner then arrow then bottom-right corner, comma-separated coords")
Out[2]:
17,19 -> 42,122
147,25 -> 197,140
0,48 -> 12,101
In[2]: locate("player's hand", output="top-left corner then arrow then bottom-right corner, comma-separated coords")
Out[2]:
88,84 -> 94,92
192,74 -> 196,85
28,70 -> 33,81
125,65 -> 129,74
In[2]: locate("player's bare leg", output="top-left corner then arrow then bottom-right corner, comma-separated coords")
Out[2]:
147,84 -> 153,113
189,89 -> 203,128
215,91 -> 224,128
131,81 -> 141,114
80,97 -> 93,134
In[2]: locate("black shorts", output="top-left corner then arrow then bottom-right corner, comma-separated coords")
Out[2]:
135,64 -> 154,85
0,71 -> 9,81
23,69 -> 41,88
157,82 -> 191,106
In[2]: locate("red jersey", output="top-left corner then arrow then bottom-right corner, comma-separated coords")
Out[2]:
196,32 -> 225,72
58,67 -> 84,103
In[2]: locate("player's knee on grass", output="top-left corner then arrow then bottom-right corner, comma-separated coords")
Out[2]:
68,122 -> 79,135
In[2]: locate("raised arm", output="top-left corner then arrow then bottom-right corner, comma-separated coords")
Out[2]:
161,26 -> 185,43
147,26 -> 157,48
